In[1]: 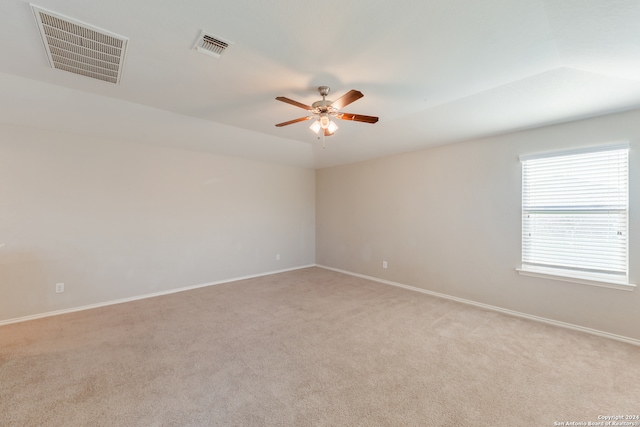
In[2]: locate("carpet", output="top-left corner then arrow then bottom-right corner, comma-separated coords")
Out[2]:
1,267 -> 638,426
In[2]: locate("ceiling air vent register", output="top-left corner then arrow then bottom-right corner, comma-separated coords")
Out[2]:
194,31 -> 231,58
31,5 -> 128,84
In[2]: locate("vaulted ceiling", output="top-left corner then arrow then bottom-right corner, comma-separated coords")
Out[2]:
2,0 -> 640,168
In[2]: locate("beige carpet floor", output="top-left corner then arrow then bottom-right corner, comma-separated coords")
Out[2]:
1,267 -> 639,426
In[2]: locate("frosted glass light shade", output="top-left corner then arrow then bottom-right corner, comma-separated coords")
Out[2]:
320,113 -> 330,129
310,120 -> 321,134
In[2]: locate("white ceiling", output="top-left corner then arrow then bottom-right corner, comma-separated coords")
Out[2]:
2,0 -> 640,168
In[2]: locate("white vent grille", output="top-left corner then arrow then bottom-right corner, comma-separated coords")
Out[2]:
31,5 -> 128,84
194,31 -> 231,58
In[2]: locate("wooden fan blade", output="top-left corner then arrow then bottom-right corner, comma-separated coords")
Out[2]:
330,90 -> 363,110
275,116 -> 314,127
275,97 -> 313,111
336,112 -> 379,124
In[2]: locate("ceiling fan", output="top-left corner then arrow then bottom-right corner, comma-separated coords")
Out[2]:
275,86 -> 378,137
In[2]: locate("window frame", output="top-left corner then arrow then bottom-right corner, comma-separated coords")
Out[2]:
516,143 -> 635,292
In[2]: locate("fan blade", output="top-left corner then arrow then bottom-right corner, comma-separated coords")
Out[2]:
275,97 -> 313,111
275,116 -> 314,127
336,112 -> 379,124
331,90 -> 363,110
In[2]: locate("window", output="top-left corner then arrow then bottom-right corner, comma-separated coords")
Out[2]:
518,143 -> 633,290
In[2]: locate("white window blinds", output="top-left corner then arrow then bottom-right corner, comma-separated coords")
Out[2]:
521,144 -> 629,279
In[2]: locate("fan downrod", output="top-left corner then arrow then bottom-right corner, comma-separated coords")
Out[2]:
312,86 -> 334,112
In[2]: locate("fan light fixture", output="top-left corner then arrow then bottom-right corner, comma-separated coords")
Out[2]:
310,113 -> 338,135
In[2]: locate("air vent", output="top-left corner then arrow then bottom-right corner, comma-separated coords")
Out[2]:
194,31 -> 231,58
31,5 -> 128,84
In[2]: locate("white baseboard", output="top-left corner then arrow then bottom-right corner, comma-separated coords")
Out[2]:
0,265 -> 315,327
316,264 -> 640,347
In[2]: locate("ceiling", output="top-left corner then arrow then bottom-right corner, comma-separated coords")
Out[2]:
1,0 -> 640,169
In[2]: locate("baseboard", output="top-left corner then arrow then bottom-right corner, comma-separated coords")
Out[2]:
0,265 -> 315,327
316,264 -> 640,347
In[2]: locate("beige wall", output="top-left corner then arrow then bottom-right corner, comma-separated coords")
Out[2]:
317,108 -> 640,341
4,108 -> 640,341
0,124 -> 315,321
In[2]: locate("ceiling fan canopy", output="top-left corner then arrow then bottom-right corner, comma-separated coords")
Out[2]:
275,86 -> 378,137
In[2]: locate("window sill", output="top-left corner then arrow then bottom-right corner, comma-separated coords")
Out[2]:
516,266 -> 636,291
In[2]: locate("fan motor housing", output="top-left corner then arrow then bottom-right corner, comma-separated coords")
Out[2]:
312,100 -> 336,114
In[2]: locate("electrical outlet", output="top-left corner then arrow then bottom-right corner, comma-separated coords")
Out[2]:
276,254 -> 280,261
383,261 -> 388,269
55,283 -> 64,293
